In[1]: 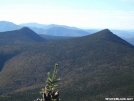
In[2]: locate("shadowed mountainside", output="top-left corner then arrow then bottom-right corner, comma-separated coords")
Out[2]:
0,29 -> 134,101
0,27 -> 46,45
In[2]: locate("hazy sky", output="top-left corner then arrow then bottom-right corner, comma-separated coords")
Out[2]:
0,0 -> 134,29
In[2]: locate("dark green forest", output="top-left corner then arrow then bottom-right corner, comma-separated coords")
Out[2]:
0,28 -> 134,101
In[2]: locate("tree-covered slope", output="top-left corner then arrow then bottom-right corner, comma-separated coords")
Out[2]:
39,34 -> 74,41
0,27 -> 46,45
0,29 -> 134,101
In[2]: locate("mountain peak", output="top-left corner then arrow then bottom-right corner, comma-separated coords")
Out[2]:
91,29 -> 134,47
96,29 -> 112,35
0,27 -> 46,45
90,29 -> 114,38
19,27 -> 37,35
19,27 -> 33,31
102,28 -> 110,31
101,28 -> 111,33
18,27 -> 46,42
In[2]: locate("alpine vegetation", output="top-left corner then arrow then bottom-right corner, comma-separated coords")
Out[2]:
38,64 -> 61,101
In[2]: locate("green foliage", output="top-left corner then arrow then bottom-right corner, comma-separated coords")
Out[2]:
40,64 -> 60,101
46,63 -> 61,92
0,88 -> 41,101
0,29 -> 134,101
40,64 -> 60,95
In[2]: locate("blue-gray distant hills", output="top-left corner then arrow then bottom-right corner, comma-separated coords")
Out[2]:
0,21 -> 22,32
0,21 -> 90,36
0,21 -> 134,45
20,23 -> 91,36
111,30 -> 134,45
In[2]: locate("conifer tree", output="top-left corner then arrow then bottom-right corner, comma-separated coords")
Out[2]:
40,63 -> 61,101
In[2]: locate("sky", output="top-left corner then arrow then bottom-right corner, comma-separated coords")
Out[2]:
0,0 -> 134,29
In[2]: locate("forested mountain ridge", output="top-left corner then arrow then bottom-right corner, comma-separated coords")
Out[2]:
0,21 -> 90,37
0,27 -> 46,45
0,29 -> 134,101
0,21 -> 134,46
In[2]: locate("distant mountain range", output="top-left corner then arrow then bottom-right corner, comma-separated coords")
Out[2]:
0,28 -> 134,101
0,21 -> 90,37
0,21 -> 134,44
111,30 -> 134,45
123,37 -> 134,45
19,22 -> 47,28
0,21 -> 21,32
20,23 -> 91,36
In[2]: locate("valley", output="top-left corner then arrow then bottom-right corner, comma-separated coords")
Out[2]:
0,24 -> 134,101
